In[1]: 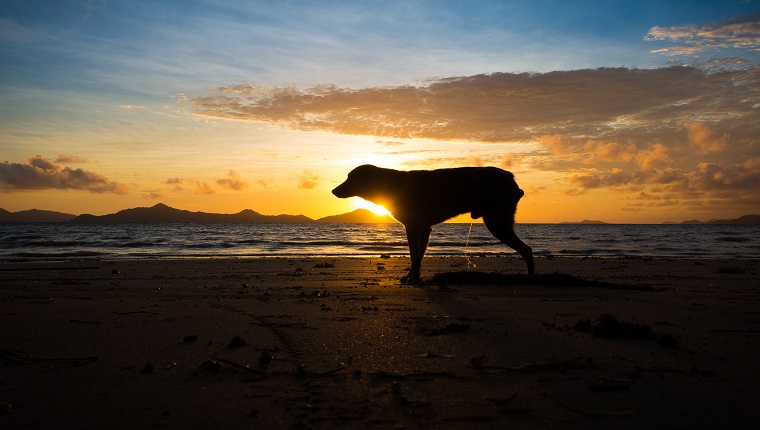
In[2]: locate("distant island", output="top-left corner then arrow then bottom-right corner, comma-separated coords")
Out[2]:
0,208 -> 76,222
559,220 -> 608,225
663,214 -> 760,225
0,204 -> 758,224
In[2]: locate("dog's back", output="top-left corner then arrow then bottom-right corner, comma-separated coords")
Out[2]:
385,166 -> 523,225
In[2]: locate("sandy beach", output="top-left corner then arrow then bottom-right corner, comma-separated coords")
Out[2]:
1,255 -> 759,429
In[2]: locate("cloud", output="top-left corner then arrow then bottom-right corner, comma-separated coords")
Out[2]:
216,170 -> 248,190
0,155 -> 130,194
142,192 -> 163,200
646,14 -> 760,56
297,170 -> 320,189
184,66 -> 760,146
680,122 -> 729,153
164,177 -> 213,194
189,179 -> 215,195
55,154 -> 90,164
165,172 -> 249,194
119,104 -> 145,110
567,158 -> 760,207
83,0 -> 107,21
634,143 -> 669,169
581,140 -> 637,165
501,155 -> 517,169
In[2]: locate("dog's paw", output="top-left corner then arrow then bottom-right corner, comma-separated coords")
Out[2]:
400,274 -> 422,285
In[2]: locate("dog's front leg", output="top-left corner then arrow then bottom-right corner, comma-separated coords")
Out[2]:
400,224 -> 432,285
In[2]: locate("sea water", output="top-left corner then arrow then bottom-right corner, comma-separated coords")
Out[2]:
0,222 -> 758,261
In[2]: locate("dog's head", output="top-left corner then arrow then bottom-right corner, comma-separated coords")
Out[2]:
332,164 -> 380,199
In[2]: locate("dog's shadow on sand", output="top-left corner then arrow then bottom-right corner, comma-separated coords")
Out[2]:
427,271 -> 655,291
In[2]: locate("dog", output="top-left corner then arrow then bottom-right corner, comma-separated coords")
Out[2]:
332,165 -> 534,284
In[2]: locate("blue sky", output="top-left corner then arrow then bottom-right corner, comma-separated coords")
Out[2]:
4,1 -> 756,93
1,0 -> 759,222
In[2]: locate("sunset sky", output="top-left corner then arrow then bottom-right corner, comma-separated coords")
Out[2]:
1,1 -> 759,223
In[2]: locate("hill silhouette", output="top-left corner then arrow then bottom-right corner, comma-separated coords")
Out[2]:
71,203 -> 312,223
666,214 -> 760,225
0,208 -> 77,222
316,209 -> 396,223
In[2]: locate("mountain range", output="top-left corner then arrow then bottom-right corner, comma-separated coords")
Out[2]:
0,203 -> 758,224
0,203 -> 395,223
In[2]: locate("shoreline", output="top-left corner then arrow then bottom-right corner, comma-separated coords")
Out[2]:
1,256 -> 759,429
4,252 -> 760,266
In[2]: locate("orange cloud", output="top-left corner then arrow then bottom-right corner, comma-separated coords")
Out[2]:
539,135 -> 578,156
190,179 -> 215,195
582,140 -> 637,164
142,192 -> 164,200
0,155 -> 130,194
185,67 -> 758,147
680,122 -> 729,153
55,154 -> 90,164
164,171 -> 249,195
501,155 -> 517,169
298,170 -> 320,189
568,158 -> 760,208
216,170 -> 248,191
635,143 -> 670,169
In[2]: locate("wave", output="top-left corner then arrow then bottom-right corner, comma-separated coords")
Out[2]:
25,240 -> 92,247
13,251 -> 104,258
115,241 -> 160,248
716,236 -> 750,242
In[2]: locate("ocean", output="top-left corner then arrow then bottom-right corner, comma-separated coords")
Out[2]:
0,222 -> 758,261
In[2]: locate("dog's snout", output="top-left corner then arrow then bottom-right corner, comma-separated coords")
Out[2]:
332,183 -> 349,198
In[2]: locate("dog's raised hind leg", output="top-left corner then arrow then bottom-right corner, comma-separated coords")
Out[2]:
400,224 -> 431,284
483,214 -> 535,275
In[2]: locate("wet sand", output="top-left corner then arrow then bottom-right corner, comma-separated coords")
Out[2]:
1,256 -> 759,429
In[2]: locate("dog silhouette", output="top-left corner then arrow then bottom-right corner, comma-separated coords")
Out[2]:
333,165 -> 534,284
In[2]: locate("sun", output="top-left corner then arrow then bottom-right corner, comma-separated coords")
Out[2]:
351,198 -> 392,216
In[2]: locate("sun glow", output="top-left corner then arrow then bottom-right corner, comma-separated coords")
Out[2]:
351,198 -> 392,216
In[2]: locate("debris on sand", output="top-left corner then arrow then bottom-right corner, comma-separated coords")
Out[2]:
228,336 -> 246,348
413,352 -> 455,359
199,360 -> 223,372
575,313 -> 679,348
259,351 -> 273,365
